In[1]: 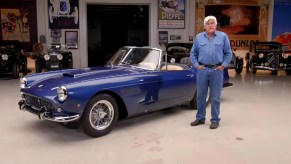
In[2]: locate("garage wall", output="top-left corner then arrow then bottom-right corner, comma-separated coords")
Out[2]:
36,0 -> 273,68
36,0 -> 195,68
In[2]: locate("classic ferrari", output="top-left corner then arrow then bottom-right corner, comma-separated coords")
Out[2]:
18,46 -> 232,137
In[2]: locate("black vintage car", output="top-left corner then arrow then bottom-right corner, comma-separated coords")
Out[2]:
228,49 -> 244,74
245,41 -> 291,75
0,41 -> 21,78
166,43 -> 192,63
34,44 -> 73,73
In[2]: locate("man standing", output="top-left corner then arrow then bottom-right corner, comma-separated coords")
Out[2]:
190,16 -> 232,129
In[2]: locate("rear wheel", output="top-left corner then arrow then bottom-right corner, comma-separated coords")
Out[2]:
35,60 -> 42,73
68,61 -> 73,69
190,89 -> 210,109
246,62 -> 250,73
81,94 -> 119,137
250,59 -> 257,74
235,67 -> 243,74
12,63 -> 19,79
251,67 -> 257,74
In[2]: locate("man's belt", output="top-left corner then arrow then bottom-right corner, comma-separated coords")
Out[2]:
199,62 -> 221,68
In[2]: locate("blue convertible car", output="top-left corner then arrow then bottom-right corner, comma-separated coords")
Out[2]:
18,46 -> 232,137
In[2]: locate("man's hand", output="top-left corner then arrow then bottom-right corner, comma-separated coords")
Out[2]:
197,65 -> 205,70
215,65 -> 224,70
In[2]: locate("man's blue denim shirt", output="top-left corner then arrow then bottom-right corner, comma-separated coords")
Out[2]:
190,31 -> 232,68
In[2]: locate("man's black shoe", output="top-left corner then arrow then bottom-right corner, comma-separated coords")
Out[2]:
190,120 -> 205,126
210,122 -> 219,129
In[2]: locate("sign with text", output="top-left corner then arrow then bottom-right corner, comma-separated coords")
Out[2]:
158,0 -> 185,29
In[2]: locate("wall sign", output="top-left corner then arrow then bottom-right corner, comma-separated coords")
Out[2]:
48,0 -> 79,29
158,0 -> 185,29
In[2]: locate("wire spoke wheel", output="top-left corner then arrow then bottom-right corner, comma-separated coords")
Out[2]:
89,100 -> 114,130
81,94 -> 119,137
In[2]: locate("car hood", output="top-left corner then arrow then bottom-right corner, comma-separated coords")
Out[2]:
60,66 -> 140,81
23,66 -> 142,93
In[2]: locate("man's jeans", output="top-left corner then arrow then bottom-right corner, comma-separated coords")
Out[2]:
196,67 -> 223,122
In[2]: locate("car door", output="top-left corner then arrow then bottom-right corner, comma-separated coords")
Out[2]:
134,69 -> 195,112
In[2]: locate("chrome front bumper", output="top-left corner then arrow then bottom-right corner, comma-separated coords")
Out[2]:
18,100 -> 80,123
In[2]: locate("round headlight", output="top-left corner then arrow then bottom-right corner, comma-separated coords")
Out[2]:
170,58 -> 176,63
20,78 -> 27,88
57,86 -> 68,102
259,53 -> 264,58
2,54 -> 8,60
57,54 -> 63,60
44,54 -> 50,61
282,53 -> 289,59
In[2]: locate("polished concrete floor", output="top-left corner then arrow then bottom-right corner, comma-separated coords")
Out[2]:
1,69 -> 291,164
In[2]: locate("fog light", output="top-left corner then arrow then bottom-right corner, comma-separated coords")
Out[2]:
57,108 -> 63,113
280,63 -> 284,67
259,53 -> 264,58
264,63 -> 268,66
282,53 -> 289,59
2,54 -> 8,60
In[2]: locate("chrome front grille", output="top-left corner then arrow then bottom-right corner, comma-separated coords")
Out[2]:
49,55 -> 60,68
23,94 -> 54,111
267,53 -> 279,68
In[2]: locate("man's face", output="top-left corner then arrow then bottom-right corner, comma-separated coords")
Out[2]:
204,19 -> 217,34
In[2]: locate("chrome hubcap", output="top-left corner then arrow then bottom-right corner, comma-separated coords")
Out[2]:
89,100 -> 114,130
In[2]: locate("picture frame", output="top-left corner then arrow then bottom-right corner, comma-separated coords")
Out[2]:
51,29 -> 61,38
65,31 -> 78,49
158,0 -> 185,29
158,31 -> 168,46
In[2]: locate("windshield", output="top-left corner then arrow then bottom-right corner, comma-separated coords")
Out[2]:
256,44 -> 281,51
48,45 -> 69,53
109,47 -> 161,70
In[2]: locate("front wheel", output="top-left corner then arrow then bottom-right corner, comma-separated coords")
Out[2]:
12,63 -> 19,79
250,59 -> 257,74
35,59 -> 42,73
235,67 -> 243,74
81,94 -> 119,137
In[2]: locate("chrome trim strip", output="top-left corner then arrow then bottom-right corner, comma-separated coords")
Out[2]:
253,66 -> 291,70
41,114 -> 80,123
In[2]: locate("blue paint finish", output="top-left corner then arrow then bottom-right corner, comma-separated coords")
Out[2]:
19,46 -> 231,121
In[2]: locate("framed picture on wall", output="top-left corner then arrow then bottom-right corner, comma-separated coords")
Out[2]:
65,31 -> 78,49
48,0 -> 79,29
51,29 -> 61,38
159,31 -> 168,46
158,0 -> 185,29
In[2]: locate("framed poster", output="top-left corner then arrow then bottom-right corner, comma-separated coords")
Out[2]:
158,0 -> 185,29
195,0 -> 269,50
0,3 -> 38,51
205,5 -> 260,35
51,29 -> 61,43
48,0 -> 79,29
159,31 -> 168,46
272,0 -> 291,44
65,31 -> 78,49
